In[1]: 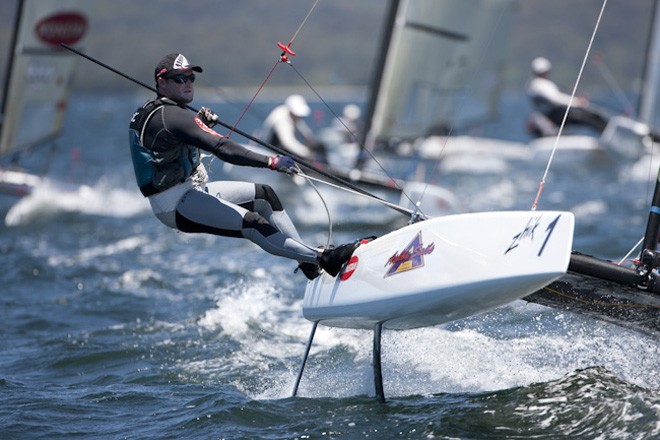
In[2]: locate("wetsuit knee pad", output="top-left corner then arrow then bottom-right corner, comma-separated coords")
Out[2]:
242,211 -> 278,237
254,184 -> 283,211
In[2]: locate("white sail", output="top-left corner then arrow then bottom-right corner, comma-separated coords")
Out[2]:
639,0 -> 660,128
365,0 -> 518,147
0,0 -> 90,158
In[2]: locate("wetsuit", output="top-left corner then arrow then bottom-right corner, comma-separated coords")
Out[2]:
262,104 -> 327,162
128,97 -> 318,263
527,76 -> 609,134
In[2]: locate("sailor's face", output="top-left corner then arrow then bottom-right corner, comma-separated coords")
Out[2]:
159,72 -> 195,103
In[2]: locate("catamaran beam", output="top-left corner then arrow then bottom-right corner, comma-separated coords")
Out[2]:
569,253 -> 646,285
568,252 -> 660,294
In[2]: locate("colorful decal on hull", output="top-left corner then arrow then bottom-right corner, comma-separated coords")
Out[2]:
385,232 -> 435,277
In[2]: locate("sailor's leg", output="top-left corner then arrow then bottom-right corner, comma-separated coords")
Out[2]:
568,107 -> 609,132
240,213 -> 318,262
252,184 -> 305,242
205,181 -> 304,241
175,184 -> 318,263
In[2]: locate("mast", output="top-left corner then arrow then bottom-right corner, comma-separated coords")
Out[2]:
0,0 -> 26,145
642,166 -> 660,253
641,0 -> 660,259
638,0 -> 660,127
360,0 -> 401,152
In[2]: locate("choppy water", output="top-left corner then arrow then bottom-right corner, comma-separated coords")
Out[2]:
1,92 -> 659,439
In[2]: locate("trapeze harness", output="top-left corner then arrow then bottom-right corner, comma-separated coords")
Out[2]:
128,97 -> 318,263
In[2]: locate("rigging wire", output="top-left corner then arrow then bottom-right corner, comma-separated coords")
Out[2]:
283,61 -> 425,216
224,59 -> 280,141
198,0 -> 347,235
288,0 -> 321,45
225,0 -> 321,139
60,43 -> 417,220
618,237 -> 644,265
295,1 -> 516,216
413,3 -> 514,209
267,0 -> 413,233
210,0 -> 422,236
527,0 -> 650,278
531,0 -> 609,211
291,171 -> 420,218
230,0 -> 428,225
592,53 -> 636,117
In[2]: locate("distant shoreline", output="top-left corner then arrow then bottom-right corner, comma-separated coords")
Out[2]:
74,85 -> 370,104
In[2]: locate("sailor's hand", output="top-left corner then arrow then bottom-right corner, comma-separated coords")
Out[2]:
197,107 -> 219,128
268,155 -> 297,175
575,94 -> 590,107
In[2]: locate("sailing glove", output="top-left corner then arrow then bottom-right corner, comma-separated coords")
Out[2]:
197,107 -> 219,128
269,155 -> 296,175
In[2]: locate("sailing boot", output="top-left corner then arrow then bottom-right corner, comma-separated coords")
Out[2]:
296,261 -> 321,280
318,237 -> 376,277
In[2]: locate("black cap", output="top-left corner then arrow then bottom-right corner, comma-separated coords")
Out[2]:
154,53 -> 203,79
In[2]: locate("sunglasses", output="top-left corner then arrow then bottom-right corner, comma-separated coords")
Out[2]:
168,74 -> 195,84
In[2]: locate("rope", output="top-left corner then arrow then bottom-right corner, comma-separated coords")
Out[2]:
294,166 -> 334,247
288,0 -> 321,45
617,237 -> 644,265
240,0 -> 425,224
215,0 -> 422,232
223,0 -> 322,140
284,62 -> 427,212
292,171 -> 423,219
542,285 -> 660,310
60,42 -> 418,220
531,0 -> 609,210
226,59 -> 280,139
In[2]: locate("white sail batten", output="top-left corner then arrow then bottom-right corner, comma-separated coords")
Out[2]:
0,0 -> 89,158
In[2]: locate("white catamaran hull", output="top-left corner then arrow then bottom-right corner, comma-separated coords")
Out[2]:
304,211 -> 574,330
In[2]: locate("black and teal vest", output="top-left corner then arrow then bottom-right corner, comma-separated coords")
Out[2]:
129,98 -> 200,197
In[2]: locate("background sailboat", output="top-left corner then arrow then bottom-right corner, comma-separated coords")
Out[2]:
361,0 -> 517,151
522,1 -> 660,337
529,0 -> 660,163
346,0 -> 660,178
334,0 -> 526,177
0,0 -> 90,198
276,0 -> 521,222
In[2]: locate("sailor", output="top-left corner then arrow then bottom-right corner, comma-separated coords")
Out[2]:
526,56 -> 609,137
128,53 -> 358,279
332,103 -> 363,143
261,94 -> 328,163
